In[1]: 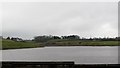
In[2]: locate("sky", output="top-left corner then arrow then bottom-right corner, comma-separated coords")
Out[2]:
2,2 -> 118,39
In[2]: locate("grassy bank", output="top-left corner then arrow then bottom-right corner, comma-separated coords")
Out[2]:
45,39 -> 119,46
2,39 -> 44,50
0,39 -> 2,49
1,39 -> 119,50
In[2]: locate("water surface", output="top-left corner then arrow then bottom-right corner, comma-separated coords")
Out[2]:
2,46 -> 118,64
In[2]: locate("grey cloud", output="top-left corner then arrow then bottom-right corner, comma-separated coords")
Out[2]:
2,2 -> 118,39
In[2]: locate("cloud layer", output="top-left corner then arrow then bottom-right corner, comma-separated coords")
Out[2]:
2,2 -> 118,39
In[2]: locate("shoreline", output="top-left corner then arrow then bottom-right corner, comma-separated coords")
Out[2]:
2,45 -> 119,50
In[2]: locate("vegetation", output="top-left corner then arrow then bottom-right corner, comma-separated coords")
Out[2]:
45,39 -> 118,46
1,35 -> 119,50
34,35 -> 119,46
2,39 -> 44,50
0,39 -> 2,49
34,35 -> 119,42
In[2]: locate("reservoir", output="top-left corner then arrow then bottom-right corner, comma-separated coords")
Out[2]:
2,46 -> 118,64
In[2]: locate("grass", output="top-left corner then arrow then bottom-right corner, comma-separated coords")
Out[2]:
0,39 -> 2,49
1,39 -> 119,50
2,39 -> 44,50
45,39 -> 119,46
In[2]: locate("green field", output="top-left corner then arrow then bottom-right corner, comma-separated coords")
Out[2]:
1,39 -> 119,50
2,39 -> 44,50
45,39 -> 119,46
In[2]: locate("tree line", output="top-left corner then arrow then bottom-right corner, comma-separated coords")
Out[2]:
34,35 -> 120,42
2,35 -> 120,42
34,35 -> 80,42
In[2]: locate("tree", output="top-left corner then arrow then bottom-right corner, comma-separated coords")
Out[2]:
11,37 -> 14,40
53,36 -> 61,39
6,37 -> 10,40
34,35 -> 52,42
61,35 -> 80,40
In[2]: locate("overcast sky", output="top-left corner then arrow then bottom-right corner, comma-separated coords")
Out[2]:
2,2 -> 118,39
